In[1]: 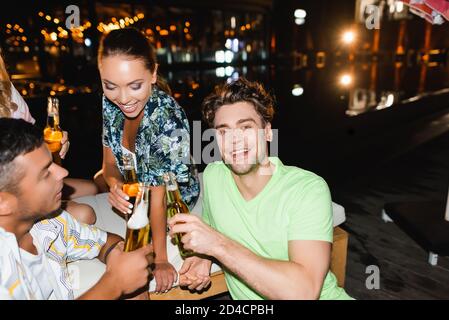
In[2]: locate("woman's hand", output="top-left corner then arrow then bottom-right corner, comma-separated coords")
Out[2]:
108,182 -> 133,215
153,261 -> 178,294
59,131 -> 69,159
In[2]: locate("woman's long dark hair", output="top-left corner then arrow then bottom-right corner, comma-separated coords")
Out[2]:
98,28 -> 171,95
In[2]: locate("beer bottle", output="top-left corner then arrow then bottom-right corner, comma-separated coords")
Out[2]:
43,97 -> 63,165
122,153 -> 139,214
124,183 -> 151,252
163,172 -> 192,258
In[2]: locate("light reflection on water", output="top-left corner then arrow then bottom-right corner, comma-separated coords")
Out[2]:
19,61 -> 449,178
164,61 -> 449,121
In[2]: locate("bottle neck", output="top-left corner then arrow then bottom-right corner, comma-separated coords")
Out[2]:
166,186 -> 183,204
47,113 -> 60,129
47,98 -> 60,129
124,168 -> 138,184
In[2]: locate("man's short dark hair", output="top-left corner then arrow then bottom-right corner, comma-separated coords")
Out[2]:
0,118 -> 43,193
201,77 -> 275,127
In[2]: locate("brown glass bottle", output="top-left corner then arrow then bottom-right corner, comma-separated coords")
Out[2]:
163,172 -> 192,258
43,97 -> 63,165
124,184 -> 151,252
122,154 -> 139,219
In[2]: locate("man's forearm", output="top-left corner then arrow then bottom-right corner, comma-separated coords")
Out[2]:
98,233 -> 123,264
79,233 -> 124,299
214,237 -> 319,299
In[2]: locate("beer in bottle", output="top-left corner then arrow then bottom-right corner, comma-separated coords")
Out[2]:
43,97 -> 63,165
163,172 -> 192,258
122,153 -> 139,215
124,183 -> 151,252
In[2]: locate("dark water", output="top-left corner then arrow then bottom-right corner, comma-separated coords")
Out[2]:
22,61 -> 449,183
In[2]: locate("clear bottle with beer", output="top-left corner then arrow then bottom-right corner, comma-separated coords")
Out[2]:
163,172 -> 192,258
43,97 -> 63,165
124,183 -> 151,252
122,153 -> 139,219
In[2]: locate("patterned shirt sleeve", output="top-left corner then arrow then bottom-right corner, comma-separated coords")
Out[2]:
149,99 -> 192,185
63,211 -> 108,262
102,96 -> 111,148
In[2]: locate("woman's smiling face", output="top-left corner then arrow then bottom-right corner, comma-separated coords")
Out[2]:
99,54 -> 157,119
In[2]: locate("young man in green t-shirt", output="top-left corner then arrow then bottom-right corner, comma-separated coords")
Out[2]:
169,78 -> 352,300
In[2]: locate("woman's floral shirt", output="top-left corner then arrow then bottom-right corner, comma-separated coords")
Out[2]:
102,86 -> 199,210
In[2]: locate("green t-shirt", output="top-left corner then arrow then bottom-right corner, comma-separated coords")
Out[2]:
202,157 -> 352,300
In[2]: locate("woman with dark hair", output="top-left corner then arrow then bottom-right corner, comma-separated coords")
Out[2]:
97,28 -> 200,294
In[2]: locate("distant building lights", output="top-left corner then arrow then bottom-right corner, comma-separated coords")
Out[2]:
340,74 -> 353,87
294,9 -> 307,19
342,31 -> 356,44
292,84 -> 304,96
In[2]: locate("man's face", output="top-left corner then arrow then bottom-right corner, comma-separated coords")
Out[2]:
12,143 -> 68,221
213,102 -> 272,175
